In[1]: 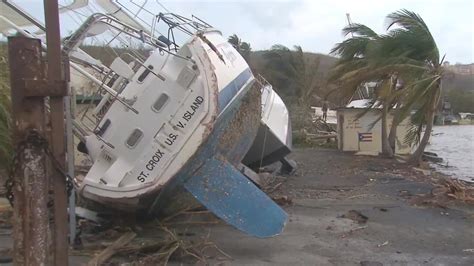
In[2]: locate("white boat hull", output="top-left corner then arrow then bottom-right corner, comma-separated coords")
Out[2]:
243,84 -> 292,169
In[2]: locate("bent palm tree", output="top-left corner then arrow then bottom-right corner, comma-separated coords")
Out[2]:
239,41 -> 251,61
384,9 -> 443,164
228,34 -> 241,50
263,45 -> 321,104
330,23 -> 396,157
228,34 -> 251,62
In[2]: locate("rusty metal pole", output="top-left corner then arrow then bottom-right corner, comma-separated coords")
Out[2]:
8,37 -> 50,266
43,0 -> 69,264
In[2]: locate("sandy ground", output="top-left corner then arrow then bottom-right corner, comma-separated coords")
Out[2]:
0,148 -> 473,265
199,148 -> 474,265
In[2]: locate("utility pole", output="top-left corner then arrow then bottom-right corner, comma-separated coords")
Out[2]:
43,0 -> 69,264
8,0 -> 69,264
8,36 -> 51,266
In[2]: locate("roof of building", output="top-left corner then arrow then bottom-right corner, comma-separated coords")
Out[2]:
338,99 -> 383,109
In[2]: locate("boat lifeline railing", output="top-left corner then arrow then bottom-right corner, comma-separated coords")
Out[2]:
63,13 -> 196,64
0,5 -> 114,140
76,51 -> 166,136
92,1 -> 216,55
110,0 -> 213,52
61,12 -> 205,139
153,13 -> 213,52
255,74 -> 274,110
255,74 -> 272,87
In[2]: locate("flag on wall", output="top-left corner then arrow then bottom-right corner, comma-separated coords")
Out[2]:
358,132 -> 372,142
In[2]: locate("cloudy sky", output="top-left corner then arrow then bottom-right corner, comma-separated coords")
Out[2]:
162,0 -> 473,64
13,0 -> 474,64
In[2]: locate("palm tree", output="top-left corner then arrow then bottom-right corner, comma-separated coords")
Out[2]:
228,34 -> 241,50
383,9 -> 444,164
228,34 -> 251,62
239,41 -> 251,61
329,23 -> 396,157
263,45 -> 321,104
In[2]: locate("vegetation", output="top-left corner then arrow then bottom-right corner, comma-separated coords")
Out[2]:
329,22 -> 397,157
261,45 -> 323,105
0,43 -> 11,172
447,89 -> 474,113
329,9 -> 446,164
0,13 -> 470,169
227,34 -> 252,62
384,10 -> 444,164
444,74 -> 474,113
228,35 -> 339,136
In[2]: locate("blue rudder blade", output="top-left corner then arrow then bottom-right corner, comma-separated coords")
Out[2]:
184,157 -> 288,238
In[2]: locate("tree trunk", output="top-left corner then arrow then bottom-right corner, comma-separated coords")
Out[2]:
387,77 -> 400,152
388,109 -> 400,151
408,84 -> 441,165
381,103 -> 394,157
388,118 -> 397,150
408,109 -> 435,165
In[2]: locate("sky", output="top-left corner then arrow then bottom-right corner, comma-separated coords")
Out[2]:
10,0 -> 474,64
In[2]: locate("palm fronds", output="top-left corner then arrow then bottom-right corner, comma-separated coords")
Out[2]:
227,34 -> 251,61
385,9 -> 439,65
0,44 -> 12,171
262,44 -> 322,102
330,9 -> 443,161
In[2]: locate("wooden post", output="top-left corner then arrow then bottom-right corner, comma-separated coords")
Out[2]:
8,36 -> 50,266
43,0 -> 69,264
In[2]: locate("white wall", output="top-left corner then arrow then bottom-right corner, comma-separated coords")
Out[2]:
337,109 -> 412,155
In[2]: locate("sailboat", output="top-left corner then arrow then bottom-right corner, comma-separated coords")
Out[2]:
242,75 -> 293,171
0,0 -> 288,238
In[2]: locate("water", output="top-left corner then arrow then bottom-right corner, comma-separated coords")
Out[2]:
427,125 -> 474,183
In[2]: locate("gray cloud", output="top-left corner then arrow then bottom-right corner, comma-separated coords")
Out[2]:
163,0 -> 473,63
14,0 -> 474,63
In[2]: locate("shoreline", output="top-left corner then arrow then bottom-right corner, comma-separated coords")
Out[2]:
428,161 -> 474,184
428,124 -> 474,183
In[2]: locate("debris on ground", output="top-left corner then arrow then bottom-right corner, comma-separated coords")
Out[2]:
1,148 -> 472,264
88,231 -> 136,266
272,196 -> 293,206
71,206 -> 233,265
431,178 -> 474,204
340,225 -> 368,238
413,167 -> 431,176
340,210 -> 368,224
139,226 -> 232,265
408,177 -> 474,208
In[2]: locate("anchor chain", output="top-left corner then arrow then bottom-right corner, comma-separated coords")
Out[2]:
5,129 -> 73,206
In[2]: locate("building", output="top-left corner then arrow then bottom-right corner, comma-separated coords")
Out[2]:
336,99 -> 412,155
443,62 -> 474,76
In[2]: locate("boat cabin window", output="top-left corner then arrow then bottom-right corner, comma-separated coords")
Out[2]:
152,93 -> 169,112
126,129 -> 143,148
137,65 -> 154,83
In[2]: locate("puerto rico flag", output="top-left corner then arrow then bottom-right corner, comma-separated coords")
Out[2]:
358,132 -> 372,142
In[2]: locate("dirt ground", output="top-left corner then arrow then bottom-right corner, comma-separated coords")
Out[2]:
200,148 -> 474,265
0,148 -> 473,265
